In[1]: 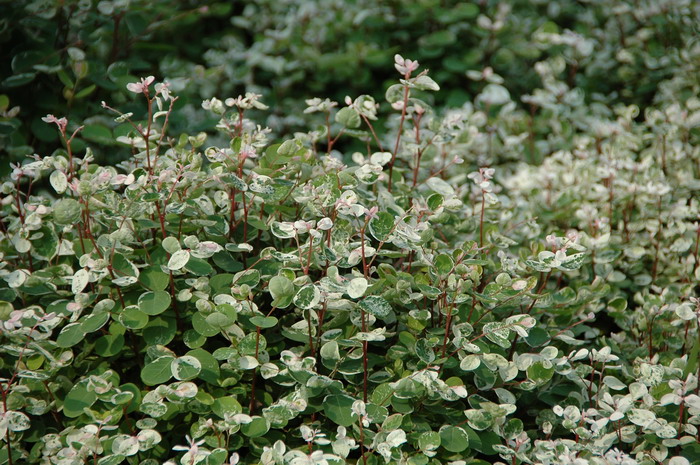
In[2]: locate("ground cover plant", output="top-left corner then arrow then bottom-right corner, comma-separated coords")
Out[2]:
2,2 -> 700,465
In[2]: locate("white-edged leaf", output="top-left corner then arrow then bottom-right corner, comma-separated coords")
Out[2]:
239,356 -> 259,370
171,356 -> 202,381
167,249 -> 190,270
72,268 -> 89,294
162,237 -> 181,254
346,277 -> 368,299
112,434 -> 139,456
460,355 -> 481,371
50,170 -> 68,194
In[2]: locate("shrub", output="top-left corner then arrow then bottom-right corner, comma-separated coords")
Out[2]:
2,49 -> 700,465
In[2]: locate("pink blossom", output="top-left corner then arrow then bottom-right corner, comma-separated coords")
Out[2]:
42,114 -> 68,133
10,163 -> 38,181
364,206 -> 379,220
67,302 -> 82,312
172,434 -> 205,455
3,310 -> 24,330
126,76 -> 155,94
239,144 -> 258,160
155,82 -> 171,100
394,54 -> 419,75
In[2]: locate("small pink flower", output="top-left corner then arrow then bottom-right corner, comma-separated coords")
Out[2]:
239,144 -> 257,160
42,114 -> 68,133
155,82 -> 171,100
3,310 -> 24,330
67,302 -> 82,312
394,54 -> 419,75
364,206 -> 379,220
173,435 -> 205,455
10,163 -> 38,181
126,76 -> 155,94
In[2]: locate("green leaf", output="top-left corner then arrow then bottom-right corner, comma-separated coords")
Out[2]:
185,257 -> 214,276
192,312 -> 219,337
81,311 -> 110,333
427,193 -> 443,211
125,11 -> 148,35
460,355 -> 481,371
167,250 -> 190,270
97,455 -> 125,465
50,170 -> 68,194
56,323 -> 86,348
439,425 -> 470,452
249,316 -> 278,328
241,416 -> 270,437
143,317 -> 177,346
140,267 -> 170,291
71,268 -> 89,294
64,381 -> 97,418
233,269 -> 260,288
412,75 -> 440,91
346,277 -> 368,299
269,275 -> 294,308
320,340 -> 340,361
2,73 -> 36,87
483,322 -> 511,348
524,327 -> 549,347
270,221 -> 296,239
527,361 -> 554,385
503,418 -> 523,439
95,334 -> 124,357
359,295 -> 392,319
162,237 -> 181,254
335,107 -> 361,128
278,139 -> 300,156
74,84 -> 96,99
369,212 -> 395,241
171,355 -> 202,381
434,254 -> 454,275
187,348 -> 220,384
419,30 -> 456,48
323,394 -> 356,427
119,306 -> 149,329
141,356 -> 175,386
294,284 -> 320,309
57,68 -> 74,88
415,339 -> 435,364
418,431 -> 441,451
212,396 -> 242,419
138,290 -> 171,315
206,449 -> 228,465
82,124 -> 112,144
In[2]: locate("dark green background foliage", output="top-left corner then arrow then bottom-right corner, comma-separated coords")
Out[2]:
2,1 -> 700,465
1,0 -> 697,169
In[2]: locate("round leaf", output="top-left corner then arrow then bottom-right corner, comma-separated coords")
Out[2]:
440,425 -> 470,452
359,295 -> 392,319
167,249 -> 190,270
141,356 -> 174,386
171,355 -> 202,381
323,394 -> 356,427
138,290 -> 171,315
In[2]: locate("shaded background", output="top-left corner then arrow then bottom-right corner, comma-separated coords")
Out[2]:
1,0 -> 697,173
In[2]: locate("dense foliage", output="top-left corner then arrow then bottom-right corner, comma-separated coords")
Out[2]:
2,2 -> 700,465
2,0 -> 698,166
